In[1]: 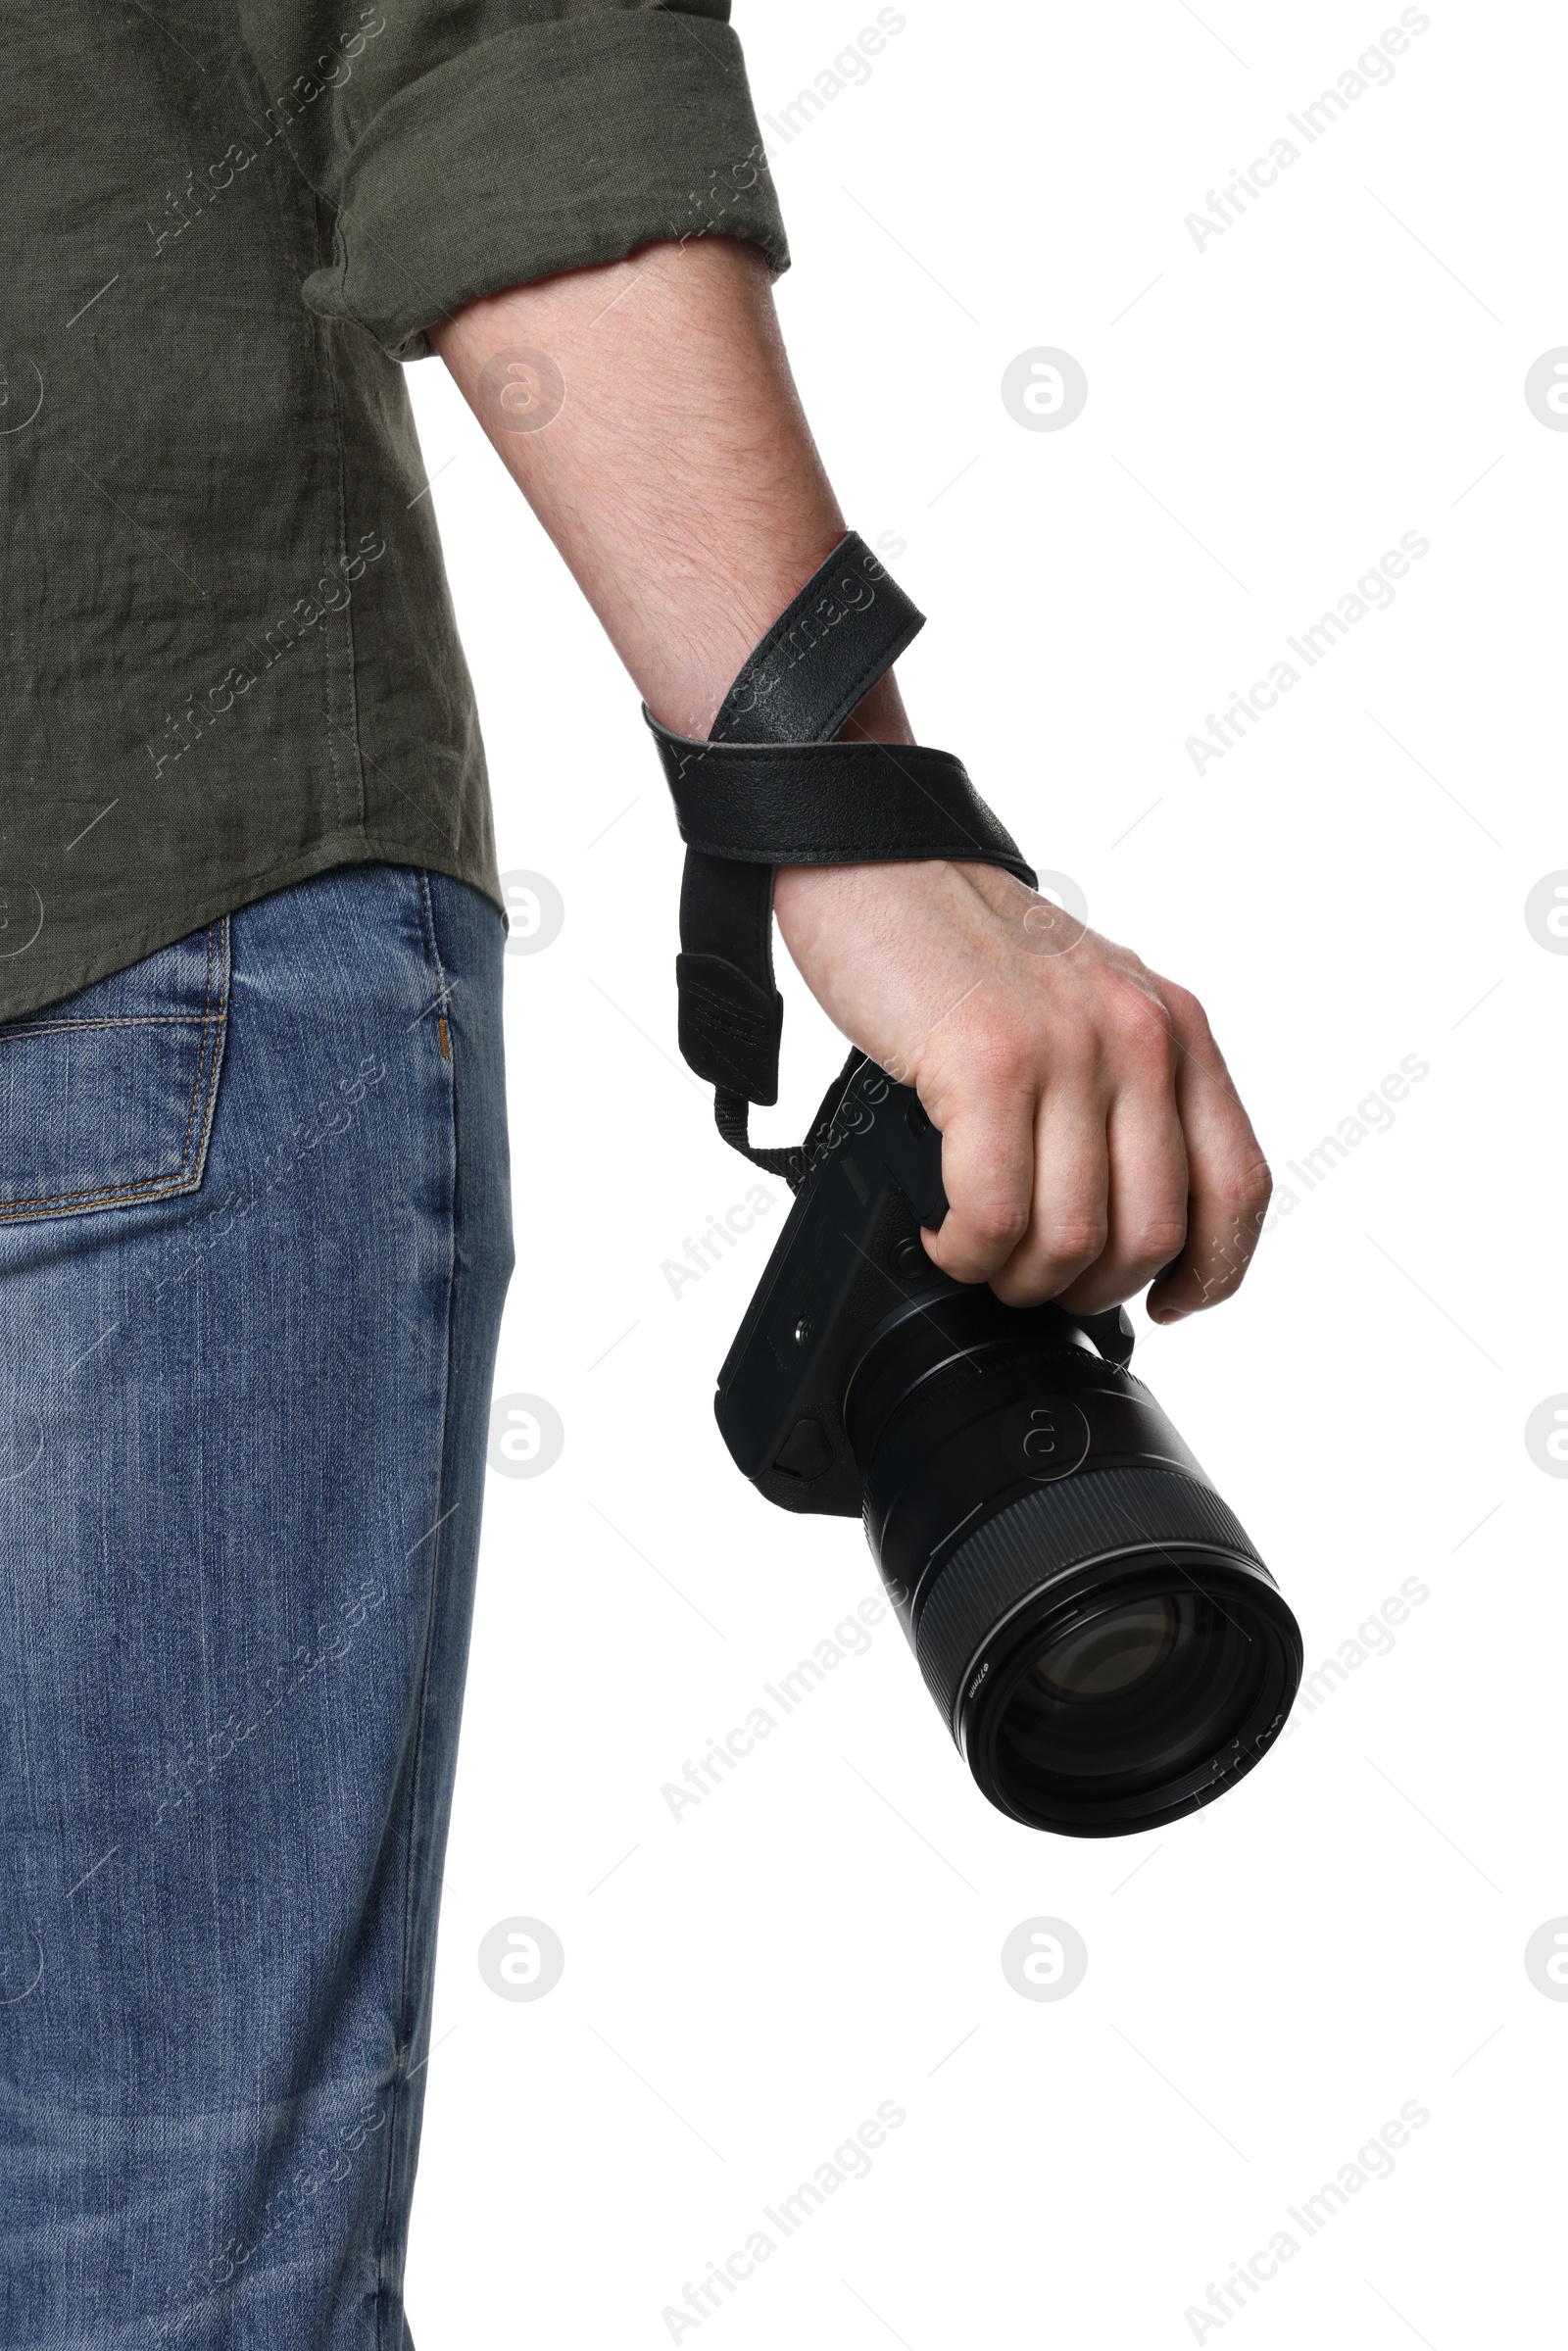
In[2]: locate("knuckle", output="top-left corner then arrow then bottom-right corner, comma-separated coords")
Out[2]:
1128,1210 -> 1189,1270
992,1269 -> 1051,1308
1220,1157 -> 1273,1222
1161,978 -> 1205,1027
962,1028 -> 1037,1096
965,1195 -> 1031,1252
1112,990 -> 1175,1067
1041,1212 -> 1107,1268
1161,980 -> 1216,1047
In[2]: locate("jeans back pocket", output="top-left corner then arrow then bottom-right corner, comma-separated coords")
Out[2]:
0,918 -> 229,1222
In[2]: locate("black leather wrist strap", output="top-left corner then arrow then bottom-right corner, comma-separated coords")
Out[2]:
644,531 -> 1036,1185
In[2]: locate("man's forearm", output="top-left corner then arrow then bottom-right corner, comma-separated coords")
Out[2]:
433,236 -> 1270,1324
432,237 -> 909,745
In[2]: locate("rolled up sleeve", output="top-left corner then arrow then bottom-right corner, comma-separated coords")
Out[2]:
235,1 -> 789,360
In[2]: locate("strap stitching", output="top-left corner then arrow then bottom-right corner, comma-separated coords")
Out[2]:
710,532 -> 911,741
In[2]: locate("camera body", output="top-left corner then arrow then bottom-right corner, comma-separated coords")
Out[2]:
717,1054 -> 1179,1540
716,1056 -> 1301,1837
717,1054 -> 955,1518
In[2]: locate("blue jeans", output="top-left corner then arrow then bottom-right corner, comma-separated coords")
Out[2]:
0,865 -> 514,2348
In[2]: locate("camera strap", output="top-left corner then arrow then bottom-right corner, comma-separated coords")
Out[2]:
645,532 -> 1035,1186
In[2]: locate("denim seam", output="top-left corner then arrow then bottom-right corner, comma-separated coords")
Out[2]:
0,917 -> 229,1218
375,876 -> 458,2348
416,869 -> 455,1058
0,1016 -> 220,1038
416,871 -> 449,1010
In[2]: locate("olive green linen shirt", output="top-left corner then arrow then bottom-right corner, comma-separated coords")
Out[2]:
0,0 -> 787,1018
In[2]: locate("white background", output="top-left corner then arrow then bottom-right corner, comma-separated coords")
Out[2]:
402,5 -> 1566,2343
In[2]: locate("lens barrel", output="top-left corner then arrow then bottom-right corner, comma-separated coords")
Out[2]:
844,1287 -> 1301,1836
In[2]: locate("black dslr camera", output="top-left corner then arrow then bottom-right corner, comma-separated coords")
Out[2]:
712,1054 -> 1299,1836
648,532 -> 1301,1837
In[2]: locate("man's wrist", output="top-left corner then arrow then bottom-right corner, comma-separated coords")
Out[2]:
837,667 -> 913,746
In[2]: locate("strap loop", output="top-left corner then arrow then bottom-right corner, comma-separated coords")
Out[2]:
712,1088 -> 807,1188
649,726 -> 1036,878
647,531 -> 1035,1165
714,1048 -> 869,1193
710,530 -> 925,748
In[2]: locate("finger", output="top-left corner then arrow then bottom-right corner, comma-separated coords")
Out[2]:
1054,1080 -> 1188,1315
921,1082 -> 1036,1287
987,1089 -> 1110,1307
1146,991 -> 1271,1321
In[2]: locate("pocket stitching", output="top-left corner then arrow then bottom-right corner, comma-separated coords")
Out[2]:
0,919 -> 230,1220
0,1016 -> 220,1039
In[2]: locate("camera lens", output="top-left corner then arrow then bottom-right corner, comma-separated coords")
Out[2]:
1033,1599 -> 1183,1702
844,1285 -> 1301,1837
994,1591 -> 1254,1793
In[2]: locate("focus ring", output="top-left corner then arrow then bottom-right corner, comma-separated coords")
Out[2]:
913,1466 -> 1270,1729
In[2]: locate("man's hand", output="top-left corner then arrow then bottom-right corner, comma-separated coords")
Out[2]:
773,857 -> 1270,1321
435,236 -> 1270,1322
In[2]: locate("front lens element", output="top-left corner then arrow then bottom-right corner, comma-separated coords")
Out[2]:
1031,1598 -> 1180,1699
996,1591 -> 1252,1789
